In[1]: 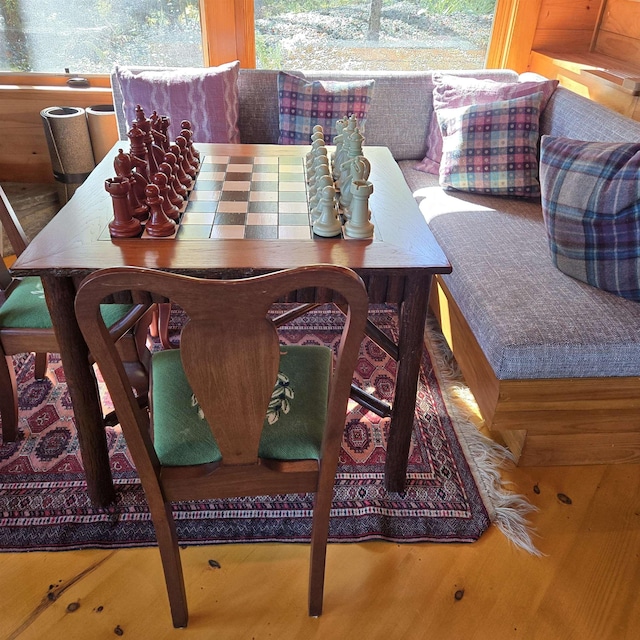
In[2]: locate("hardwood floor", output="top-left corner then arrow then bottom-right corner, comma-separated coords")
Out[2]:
0,182 -> 59,255
1,444 -> 639,639
1,184 -> 639,639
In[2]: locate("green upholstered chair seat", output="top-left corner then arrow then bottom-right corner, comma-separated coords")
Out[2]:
0,276 -> 134,329
151,345 -> 333,467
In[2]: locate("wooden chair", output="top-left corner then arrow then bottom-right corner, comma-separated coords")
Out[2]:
75,264 -> 369,628
0,186 -> 150,441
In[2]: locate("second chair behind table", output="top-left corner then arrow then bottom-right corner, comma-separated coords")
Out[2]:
74,264 -> 369,629
0,185 -> 152,442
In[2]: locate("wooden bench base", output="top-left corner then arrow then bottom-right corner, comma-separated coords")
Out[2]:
429,276 -> 640,466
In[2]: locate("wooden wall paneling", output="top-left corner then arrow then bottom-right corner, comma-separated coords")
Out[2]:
0,85 -> 113,183
532,29 -> 596,51
529,50 -> 640,117
536,0 -> 602,30
199,0 -> 255,68
594,30 -> 640,58
486,0 -> 545,71
532,0 -> 602,52
597,0 -> 640,39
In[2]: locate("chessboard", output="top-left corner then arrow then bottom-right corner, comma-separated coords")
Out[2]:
101,151 -> 363,241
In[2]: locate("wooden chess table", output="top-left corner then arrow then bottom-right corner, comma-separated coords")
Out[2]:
11,143 -> 451,507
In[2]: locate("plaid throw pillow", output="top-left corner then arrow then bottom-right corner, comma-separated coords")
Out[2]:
277,72 -> 375,145
540,136 -> 640,302
415,73 -> 557,175
436,92 -> 544,197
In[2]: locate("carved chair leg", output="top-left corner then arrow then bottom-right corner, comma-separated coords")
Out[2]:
33,352 -> 48,379
153,502 -> 189,628
156,303 -> 173,349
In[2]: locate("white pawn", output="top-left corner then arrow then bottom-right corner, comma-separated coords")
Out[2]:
308,149 -> 329,197
306,135 -> 326,175
309,173 -> 334,220
345,179 -> 374,239
312,184 -> 342,237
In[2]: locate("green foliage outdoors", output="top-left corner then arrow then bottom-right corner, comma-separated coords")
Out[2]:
256,0 -> 496,19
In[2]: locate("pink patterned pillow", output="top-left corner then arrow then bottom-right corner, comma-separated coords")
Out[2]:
415,73 -> 558,175
113,61 -> 240,143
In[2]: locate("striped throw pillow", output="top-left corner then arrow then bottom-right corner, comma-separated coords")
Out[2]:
277,72 -> 374,145
540,136 -> 640,302
436,92 -> 544,198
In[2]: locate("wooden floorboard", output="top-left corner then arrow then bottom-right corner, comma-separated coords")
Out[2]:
1,460 -> 639,638
0,182 -> 59,255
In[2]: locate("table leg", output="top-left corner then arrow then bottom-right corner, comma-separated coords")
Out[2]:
42,275 -> 116,507
384,273 -> 432,492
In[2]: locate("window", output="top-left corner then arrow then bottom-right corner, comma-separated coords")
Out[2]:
254,0 -> 498,71
0,0 -> 203,73
0,1 -> 502,76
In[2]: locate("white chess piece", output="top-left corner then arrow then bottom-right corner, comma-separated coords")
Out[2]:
340,153 -> 370,216
332,117 -> 348,179
306,134 -> 326,175
312,184 -> 342,237
344,179 -> 374,239
309,173 -> 333,220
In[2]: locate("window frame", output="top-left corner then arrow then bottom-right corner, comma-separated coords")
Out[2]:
0,0 -> 524,87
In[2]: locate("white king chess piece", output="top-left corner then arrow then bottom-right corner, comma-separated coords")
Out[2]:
344,179 -> 374,239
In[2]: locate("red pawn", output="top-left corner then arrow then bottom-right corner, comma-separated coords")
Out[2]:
144,183 -> 176,237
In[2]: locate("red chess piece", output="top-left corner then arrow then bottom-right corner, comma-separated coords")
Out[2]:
134,104 -> 151,135
169,143 -> 193,189
162,153 -> 188,198
152,172 -> 180,221
158,116 -> 172,152
179,128 -> 200,168
113,149 -> 149,220
135,105 -> 164,175
158,161 -> 185,208
105,177 -> 142,238
144,183 -> 176,237
181,120 -> 200,160
127,123 -> 150,181
176,136 -> 197,178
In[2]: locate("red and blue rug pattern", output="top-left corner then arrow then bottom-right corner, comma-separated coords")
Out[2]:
0,305 -> 490,551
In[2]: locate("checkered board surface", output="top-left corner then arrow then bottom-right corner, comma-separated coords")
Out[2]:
102,153 -> 322,241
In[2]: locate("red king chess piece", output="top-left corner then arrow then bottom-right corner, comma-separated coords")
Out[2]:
144,183 -> 176,237
105,177 -> 142,238
135,105 -> 164,175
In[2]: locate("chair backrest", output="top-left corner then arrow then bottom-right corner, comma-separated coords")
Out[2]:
75,265 -> 368,487
0,186 -> 29,259
0,186 -> 30,294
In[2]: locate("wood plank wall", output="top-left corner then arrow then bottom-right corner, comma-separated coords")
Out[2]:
532,0 -> 601,51
0,83 -> 113,183
593,0 -> 640,58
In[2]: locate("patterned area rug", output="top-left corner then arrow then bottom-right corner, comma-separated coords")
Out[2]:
0,305 -> 534,552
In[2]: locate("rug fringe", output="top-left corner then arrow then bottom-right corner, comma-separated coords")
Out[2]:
424,319 -> 542,556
